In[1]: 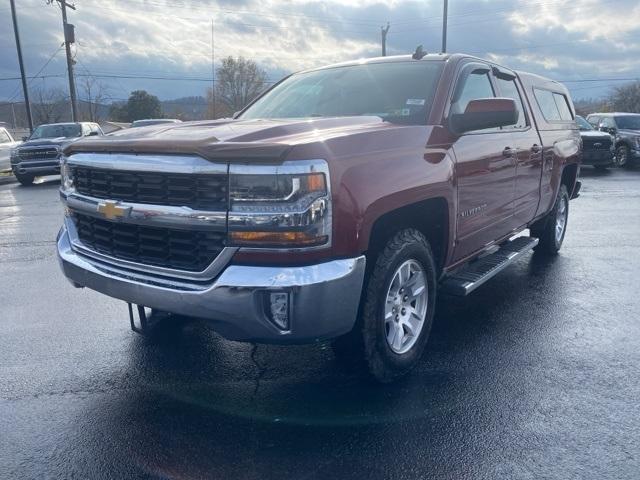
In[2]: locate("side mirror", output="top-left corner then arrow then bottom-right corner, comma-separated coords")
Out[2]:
22,136 -> 28,141
450,98 -> 518,134
598,123 -> 616,135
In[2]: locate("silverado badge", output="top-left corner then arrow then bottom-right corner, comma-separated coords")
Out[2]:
97,200 -> 130,220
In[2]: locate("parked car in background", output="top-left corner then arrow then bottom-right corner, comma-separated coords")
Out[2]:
575,115 -> 615,170
586,113 -> 640,168
0,127 -> 21,173
131,119 -> 182,128
10,122 -> 103,186
57,53 -> 581,382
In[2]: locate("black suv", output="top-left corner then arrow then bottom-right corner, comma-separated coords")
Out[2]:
10,122 -> 103,185
586,113 -> 640,168
576,115 -> 614,170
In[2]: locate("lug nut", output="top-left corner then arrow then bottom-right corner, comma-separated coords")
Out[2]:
401,308 -> 406,315
403,295 -> 409,302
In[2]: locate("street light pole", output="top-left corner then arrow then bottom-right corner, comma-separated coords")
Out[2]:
57,0 -> 78,121
442,0 -> 448,53
9,0 -> 34,132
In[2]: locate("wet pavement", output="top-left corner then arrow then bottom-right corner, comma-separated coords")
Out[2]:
1,169 -> 639,479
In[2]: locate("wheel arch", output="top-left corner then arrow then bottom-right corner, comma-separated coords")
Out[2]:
561,162 -> 579,198
365,197 -> 450,275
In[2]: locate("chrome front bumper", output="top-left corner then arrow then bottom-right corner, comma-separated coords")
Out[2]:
57,223 -> 366,343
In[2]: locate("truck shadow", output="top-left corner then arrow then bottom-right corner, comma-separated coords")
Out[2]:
70,251 -> 571,478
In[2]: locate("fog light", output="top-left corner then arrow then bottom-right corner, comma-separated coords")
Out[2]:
267,291 -> 290,331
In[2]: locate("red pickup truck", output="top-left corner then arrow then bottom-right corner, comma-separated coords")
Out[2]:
57,53 -> 581,382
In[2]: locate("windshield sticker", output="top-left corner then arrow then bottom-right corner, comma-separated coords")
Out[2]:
406,98 -> 426,106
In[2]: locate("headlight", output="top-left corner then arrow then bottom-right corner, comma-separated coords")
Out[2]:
9,148 -> 18,162
227,159 -> 331,249
60,157 -> 74,192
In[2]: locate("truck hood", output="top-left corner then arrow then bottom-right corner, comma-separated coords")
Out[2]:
64,117 -> 394,160
579,130 -> 612,139
21,137 -> 79,148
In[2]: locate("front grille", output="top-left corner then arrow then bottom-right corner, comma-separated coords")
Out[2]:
71,166 -> 227,210
18,148 -> 59,161
73,212 -> 225,272
582,136 -> 612,150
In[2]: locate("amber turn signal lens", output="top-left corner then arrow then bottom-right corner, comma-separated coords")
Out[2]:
306,172 -> 326,192
229,231 -> 328,247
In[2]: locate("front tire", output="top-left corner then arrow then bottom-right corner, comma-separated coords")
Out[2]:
616,145 -> 630,168
334,229 -> 437,383
531,185 -> 569,255
15,172 -> 34,186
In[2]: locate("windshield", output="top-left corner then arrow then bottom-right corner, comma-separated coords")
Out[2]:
575,116 -> 593,131
30,124 -> 81,140
240,61 -> 444,124
614,115 -> 640,130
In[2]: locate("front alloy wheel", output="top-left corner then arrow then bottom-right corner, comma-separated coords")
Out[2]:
384,260 -> 429,355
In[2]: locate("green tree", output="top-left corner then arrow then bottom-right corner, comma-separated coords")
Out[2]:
126,90 -> 162,121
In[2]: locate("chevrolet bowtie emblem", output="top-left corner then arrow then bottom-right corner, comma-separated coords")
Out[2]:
97,201 -> 130,220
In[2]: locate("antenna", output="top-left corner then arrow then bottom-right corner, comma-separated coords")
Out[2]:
412,45 -> 427,60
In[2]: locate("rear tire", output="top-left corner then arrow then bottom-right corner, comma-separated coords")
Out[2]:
15,173 -> 34,186
531,185 -> 569,255
332,228 -> 437,383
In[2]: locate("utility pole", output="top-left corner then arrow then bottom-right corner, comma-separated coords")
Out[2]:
211,18 -> 216,119
441,0 -> 448,53
55,0 -> 78,121
381,22 -> 390,56
9,0 -> 34,132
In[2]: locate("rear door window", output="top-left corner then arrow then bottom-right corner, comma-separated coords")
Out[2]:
495,77 -> 527,129
553,93 -> 573,120
534,89 -> 561,121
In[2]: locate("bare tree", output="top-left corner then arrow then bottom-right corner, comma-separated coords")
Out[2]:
610,81 -> 640,113
208,56 -> 268,118
32,87 -> 67,125
80,76 -> 110,122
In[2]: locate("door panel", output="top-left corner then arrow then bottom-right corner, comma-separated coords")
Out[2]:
453,133 -> 516,261
511,130 -> 543,225
450,64 -> 517,262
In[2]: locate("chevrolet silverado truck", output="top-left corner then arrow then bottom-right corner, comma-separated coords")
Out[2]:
11,122 -> 103,185
57,53 -> 581,382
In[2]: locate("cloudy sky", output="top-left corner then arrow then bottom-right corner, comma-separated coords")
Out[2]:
1,0 -> 639,105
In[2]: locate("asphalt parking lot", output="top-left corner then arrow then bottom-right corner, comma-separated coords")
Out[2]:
1,168 -> 639,479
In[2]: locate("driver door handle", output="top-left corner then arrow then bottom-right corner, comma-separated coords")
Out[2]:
503,147 -> 515,157
531,144 -> 542,154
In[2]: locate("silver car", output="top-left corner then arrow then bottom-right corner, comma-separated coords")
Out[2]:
0,128 -> 21,172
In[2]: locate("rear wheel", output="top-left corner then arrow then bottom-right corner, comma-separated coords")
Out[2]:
15,172 -> 34,186
332,229 -> 437,383
531,185 -> 569,255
